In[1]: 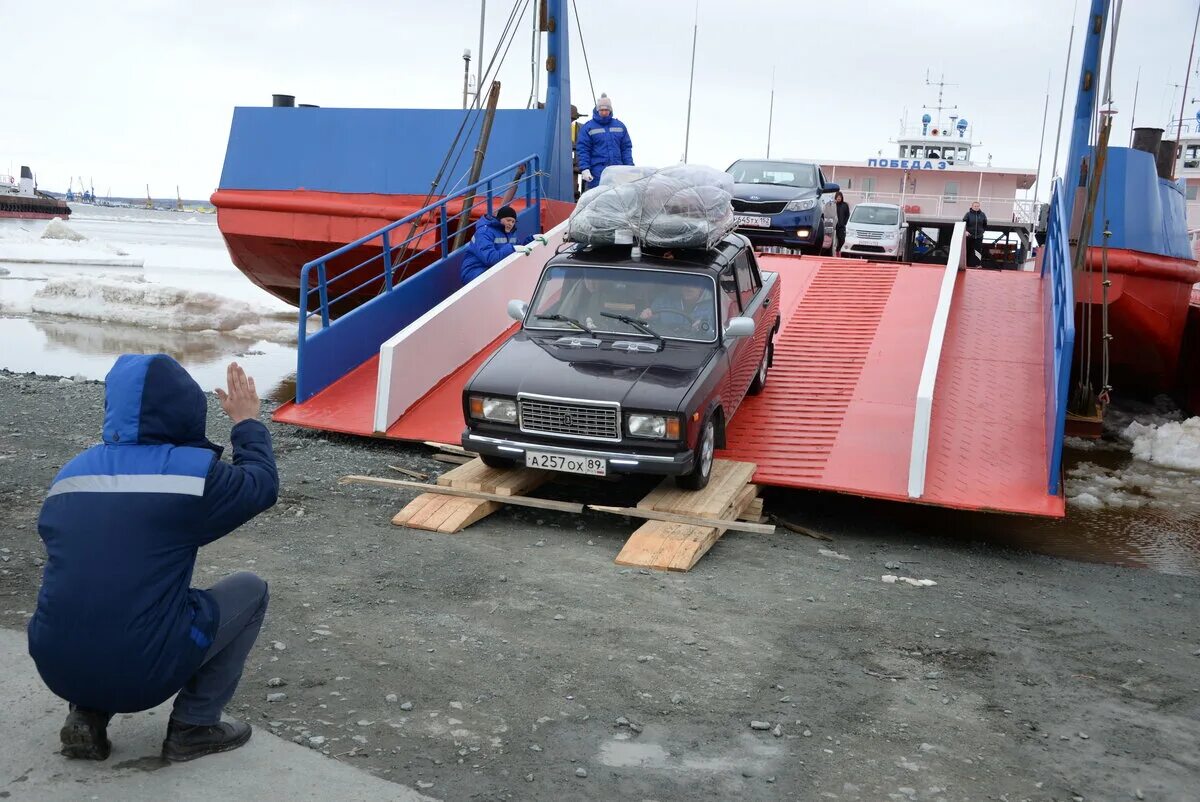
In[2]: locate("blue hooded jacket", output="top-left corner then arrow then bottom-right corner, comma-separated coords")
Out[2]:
27,354 -> 278,713
460,215 -> 532,284
576,107 -> 634,188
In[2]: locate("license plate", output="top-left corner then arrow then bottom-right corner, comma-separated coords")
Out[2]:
525,451 -> 607,476
733,214 -> 772,228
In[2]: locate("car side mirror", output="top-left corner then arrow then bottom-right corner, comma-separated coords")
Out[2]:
821,182 -> 841,194
507,299 -> 528,322
724,316 -> 755,340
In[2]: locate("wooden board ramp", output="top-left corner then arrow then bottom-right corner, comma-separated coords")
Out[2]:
391,459 -> 552,534
615,460 -> 759,572
385,457 -> 765,572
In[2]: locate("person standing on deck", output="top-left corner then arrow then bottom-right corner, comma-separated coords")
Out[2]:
459,205 -> 545,284
576,94 -> 634,190
833,191 -> 850,255
963,201 -> 988,267
28,356 -> 278,763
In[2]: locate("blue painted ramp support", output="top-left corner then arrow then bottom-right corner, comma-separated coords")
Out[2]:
295,156 -> 542,403
1041,177 -> 1075,495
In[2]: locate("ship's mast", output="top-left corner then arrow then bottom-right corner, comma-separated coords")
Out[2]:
923,70 -> 958,130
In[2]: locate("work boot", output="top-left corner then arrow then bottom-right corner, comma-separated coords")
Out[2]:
161,717 -> 252,762
59,706 -> 113,760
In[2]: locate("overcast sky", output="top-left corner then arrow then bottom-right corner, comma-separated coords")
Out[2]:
2,0 -> 1197,200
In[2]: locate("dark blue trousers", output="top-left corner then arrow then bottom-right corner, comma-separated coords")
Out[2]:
170,572 -> 268,726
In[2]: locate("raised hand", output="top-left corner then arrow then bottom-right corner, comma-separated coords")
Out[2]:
214,362 -> 261,424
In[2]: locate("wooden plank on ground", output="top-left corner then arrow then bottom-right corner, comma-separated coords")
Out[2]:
587,504 -> 774,534
436,458 -> 550,496
616,472 -> 761,572
391,493 -> 499,533
740,497 -> 765,522
636,460 -> 756,519
340,475 -> 582,512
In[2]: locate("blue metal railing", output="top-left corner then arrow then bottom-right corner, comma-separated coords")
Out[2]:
292,155 -> 541,403
297,155 -> 541,335
1040,177 -> 1075,495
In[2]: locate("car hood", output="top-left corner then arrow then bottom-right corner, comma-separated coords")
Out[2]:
731,183 -> 818,202
470,332 -> 715,411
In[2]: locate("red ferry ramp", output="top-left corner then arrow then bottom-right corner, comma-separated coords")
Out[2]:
721,250 -> 1065,517
278,222 -> 1069,518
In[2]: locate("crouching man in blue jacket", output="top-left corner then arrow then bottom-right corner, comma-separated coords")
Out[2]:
27,355 -> 278,762
459,205 -> 546,284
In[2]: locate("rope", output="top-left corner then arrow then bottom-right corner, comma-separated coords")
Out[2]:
572,0 -> 597,107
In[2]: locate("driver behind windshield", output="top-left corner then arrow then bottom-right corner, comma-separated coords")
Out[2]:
640,283 -> 715,336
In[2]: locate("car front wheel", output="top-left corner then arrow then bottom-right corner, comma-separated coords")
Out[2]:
676,416 -> 715,491
748,340 -> 771,395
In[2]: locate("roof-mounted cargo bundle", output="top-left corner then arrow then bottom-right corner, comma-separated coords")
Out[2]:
566,165 -> 736,251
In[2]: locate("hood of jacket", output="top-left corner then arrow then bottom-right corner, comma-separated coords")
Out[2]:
102,353 -> 222,454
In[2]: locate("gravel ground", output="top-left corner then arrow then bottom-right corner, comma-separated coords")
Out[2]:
1,369 -> 1198,801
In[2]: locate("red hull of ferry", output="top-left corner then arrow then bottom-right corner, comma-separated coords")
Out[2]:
212,189 -> 573,315
1075,248 -> 1200,396
1182,288 -> 1200,415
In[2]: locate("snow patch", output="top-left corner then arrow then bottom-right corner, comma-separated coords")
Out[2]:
28,275 -> 305,343
40,218 -> 85,242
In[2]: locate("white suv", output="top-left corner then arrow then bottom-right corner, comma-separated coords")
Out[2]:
840,203 -> 905,261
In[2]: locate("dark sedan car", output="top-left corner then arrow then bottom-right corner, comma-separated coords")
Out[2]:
727,159 -> 840,254
461,235 -> 781,490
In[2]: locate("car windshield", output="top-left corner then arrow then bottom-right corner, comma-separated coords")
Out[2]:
527,265 -> 718,343
850,206 -> 900,225
727,161 -> 817,189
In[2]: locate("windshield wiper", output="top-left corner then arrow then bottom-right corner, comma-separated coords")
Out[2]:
601,312 -> 662,341
536,314 -> 594,336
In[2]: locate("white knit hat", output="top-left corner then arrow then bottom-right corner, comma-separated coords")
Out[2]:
596,93 -> 612,112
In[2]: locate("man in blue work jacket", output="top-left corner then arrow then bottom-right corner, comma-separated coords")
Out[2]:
576,93 -> 634,190
28,355 -> 279,762
460,205 -> 544,284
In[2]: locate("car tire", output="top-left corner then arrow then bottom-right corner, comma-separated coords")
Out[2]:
676,416 -> 715,491
748,340 -> 771,395
480,453 -> 517,470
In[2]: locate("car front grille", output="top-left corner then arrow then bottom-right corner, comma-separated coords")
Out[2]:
852,229 -> 884,240
732,199 -> 788,215
519,396 -> 621,441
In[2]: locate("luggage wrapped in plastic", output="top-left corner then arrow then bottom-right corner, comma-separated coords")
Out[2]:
567,164 -> 735,250
597,165 -> 658,187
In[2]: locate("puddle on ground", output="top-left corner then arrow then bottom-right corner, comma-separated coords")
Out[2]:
597,726 -> 781,772
112,755 -> 169,772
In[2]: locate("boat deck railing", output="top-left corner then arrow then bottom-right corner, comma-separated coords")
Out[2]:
1041,177 -> 1075,494
293,155 -> 541,403
298,155 -> 541,334
839,191 -> 1043,228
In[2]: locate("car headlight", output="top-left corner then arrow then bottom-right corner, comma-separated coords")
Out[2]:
469,395 -> 517,423
784,198 -> 816,212
626,413 -> 681,439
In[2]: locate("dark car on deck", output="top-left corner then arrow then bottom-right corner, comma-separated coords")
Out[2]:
726,159 -> 840,254
461,234 -> 781,490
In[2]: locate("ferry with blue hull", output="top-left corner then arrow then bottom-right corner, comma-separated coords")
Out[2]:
210,2 -> 577,316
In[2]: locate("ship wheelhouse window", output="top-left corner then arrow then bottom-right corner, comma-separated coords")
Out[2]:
927,148 -> 941,159
958,147 -> 968,161
899,146 -> 908,157
1185,145 -> 1200,170
910,146 -> 924,159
